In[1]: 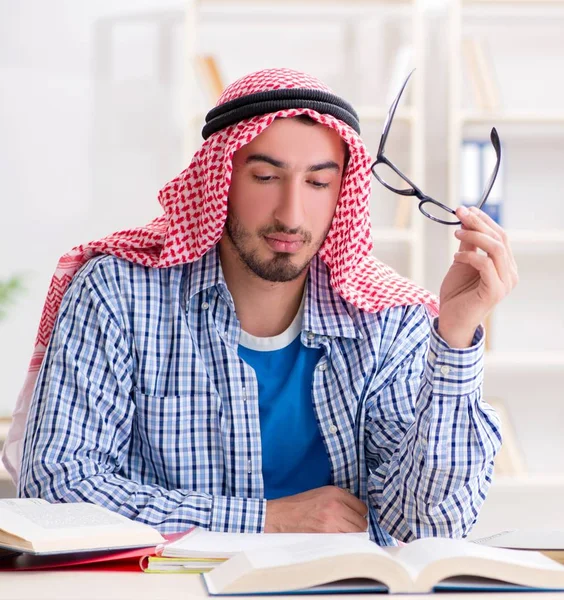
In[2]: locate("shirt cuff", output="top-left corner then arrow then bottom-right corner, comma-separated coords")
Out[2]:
211,494 -> 266,533
423,318 -> 485,397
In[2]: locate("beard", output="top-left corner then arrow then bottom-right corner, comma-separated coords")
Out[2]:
224,211 -> 323,283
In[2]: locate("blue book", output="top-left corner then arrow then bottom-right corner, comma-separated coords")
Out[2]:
203,536 -> 564,595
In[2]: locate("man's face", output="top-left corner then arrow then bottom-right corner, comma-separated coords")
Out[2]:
222,117 -> 346,283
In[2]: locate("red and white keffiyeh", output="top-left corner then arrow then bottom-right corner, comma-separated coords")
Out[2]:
3,68 -> 438,483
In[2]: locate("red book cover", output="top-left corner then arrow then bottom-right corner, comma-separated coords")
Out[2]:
0,529 -> 191,572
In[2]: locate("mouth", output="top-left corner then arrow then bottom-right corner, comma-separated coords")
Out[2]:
264,234 -> 305,254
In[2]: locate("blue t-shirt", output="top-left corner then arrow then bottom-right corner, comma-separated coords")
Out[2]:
238,316 -> 331,500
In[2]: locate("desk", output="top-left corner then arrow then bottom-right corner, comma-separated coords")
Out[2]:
1,571 -> 564,600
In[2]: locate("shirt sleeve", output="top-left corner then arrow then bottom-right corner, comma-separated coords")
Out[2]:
18,261 -> 265,534
364,304 -> 502,542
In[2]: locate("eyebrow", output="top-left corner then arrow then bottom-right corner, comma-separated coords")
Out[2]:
245,153 -> 341,173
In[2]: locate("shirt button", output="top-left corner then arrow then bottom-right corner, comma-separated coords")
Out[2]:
318,363 -> 327,371
201,302 -> 210,310
307,332 -> 315,340
329,424 -> 338,434
440,365 -> 451,376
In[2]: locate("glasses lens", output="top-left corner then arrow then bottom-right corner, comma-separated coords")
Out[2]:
420,200 -> 460,224
372,162 -> 413,193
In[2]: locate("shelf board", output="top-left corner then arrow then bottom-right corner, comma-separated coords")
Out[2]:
464,0 -> 564,4
461,112 -> 564,125
507,230 -> 564,244
462,0 -> 564,19
371,227 -> 415,243
485,351 -> 564,370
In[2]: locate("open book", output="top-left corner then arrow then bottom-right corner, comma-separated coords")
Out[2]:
474,529 -> 564,565
0,498 -> 165,554
142,527 -> 368,574
203,535 -> 564,595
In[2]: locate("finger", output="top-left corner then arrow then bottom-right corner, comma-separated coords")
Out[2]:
455,208 -> 477,252
339,512 -> 369,533
453,251 -> 504,299
469,207 -> 519,282
456,206 -> 502,251
454,230 -> 511,287
337,489 -> 368,516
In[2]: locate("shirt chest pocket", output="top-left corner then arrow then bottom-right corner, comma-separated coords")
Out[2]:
132,387 -> 223,489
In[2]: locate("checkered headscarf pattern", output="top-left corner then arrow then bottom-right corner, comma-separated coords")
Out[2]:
3,67 -> 438,483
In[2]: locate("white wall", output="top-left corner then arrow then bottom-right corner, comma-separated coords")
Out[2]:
1,1 -> 563,474
0,0 -> 187,418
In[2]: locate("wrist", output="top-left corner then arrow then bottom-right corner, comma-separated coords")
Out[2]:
437,320 -> 478,349
264,500 -> 282,533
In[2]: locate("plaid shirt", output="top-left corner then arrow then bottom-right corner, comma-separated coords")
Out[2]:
19,247 -> 501,544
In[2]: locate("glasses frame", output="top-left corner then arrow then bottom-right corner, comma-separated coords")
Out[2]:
371,69 -> 502,226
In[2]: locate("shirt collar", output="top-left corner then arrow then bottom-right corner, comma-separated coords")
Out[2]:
303,255 -> 361,341
184,245 -> 229,302
184,246 -> 361,341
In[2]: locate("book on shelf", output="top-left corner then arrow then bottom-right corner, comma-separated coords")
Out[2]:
0,498 -> 165,555
474,529 -> 564,566
195,54 -> 225,104
462,37 -> 500,112
142,527 -> 368,574
202,535 -> 564,595
461,138 -> 504,224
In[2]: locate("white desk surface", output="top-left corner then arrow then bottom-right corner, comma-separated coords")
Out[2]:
1,571 -> 564,600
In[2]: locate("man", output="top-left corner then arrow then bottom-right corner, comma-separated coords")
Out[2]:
6,68 -> 517,544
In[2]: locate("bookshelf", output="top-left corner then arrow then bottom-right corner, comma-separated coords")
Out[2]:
184,0 -> 427,286
448,0 -> 564,473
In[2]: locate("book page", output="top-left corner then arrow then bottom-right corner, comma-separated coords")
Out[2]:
474,529 -> 564,551
242,536 -> 386,570
396,537 -> 564,591
163,527 -> 369,558
0,500 -> 153,541
203,536 -> 410,595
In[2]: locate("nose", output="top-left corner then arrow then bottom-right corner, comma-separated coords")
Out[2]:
273,177 -> 305,231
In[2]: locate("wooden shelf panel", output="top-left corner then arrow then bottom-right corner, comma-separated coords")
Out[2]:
485,351 -> 564,370
507,230 -> 564,244
461,112 -> 564,125
371,227 -> 416,243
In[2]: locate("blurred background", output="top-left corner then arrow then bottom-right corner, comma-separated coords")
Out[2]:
1,0 -> 563,531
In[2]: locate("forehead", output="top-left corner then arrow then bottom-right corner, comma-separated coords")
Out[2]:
236,118 -> 345,161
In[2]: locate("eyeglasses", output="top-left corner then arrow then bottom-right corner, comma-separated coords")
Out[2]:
370,69 -> 502,226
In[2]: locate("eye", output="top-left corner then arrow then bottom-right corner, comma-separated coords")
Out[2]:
253,174 -> 277,183
308,180 -> 330,189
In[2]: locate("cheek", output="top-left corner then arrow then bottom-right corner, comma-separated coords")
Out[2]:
305,192 -> 340,234
228,177 -> 273,226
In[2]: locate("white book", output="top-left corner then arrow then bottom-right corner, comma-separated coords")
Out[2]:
203,536 -> 564,595
0,498 -> 164,554
474,529 -> 564,564
162,526 -> 369,559
461,141 -> 482,206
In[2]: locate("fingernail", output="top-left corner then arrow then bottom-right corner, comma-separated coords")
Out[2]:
459,206 -> 469,216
